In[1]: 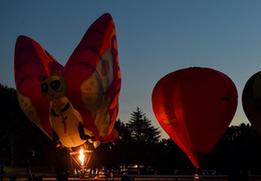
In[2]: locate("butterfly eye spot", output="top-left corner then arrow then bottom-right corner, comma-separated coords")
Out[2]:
41,83 -> 48,93
50,80 -> 61,91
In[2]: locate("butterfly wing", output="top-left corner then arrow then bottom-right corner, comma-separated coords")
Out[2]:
63,13 -> 121,141
14,35 -> 63,139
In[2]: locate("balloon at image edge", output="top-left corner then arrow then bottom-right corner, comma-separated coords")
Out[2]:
151,67 -> 238,168
14,13 -> 121,148
242,71 -> 261,134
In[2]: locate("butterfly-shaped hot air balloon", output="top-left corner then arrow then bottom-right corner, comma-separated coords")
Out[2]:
14,13 -> 121,149
152,67 -> 237,168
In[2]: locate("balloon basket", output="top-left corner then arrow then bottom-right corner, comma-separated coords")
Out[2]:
69,143 -> 93,174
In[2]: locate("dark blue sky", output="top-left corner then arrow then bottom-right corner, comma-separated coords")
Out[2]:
1,0 -> 261,137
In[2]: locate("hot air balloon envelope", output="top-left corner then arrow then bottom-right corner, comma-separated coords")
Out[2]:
152,67 -> 237,168
242,71 -> 261,134
14,13 -> 121,148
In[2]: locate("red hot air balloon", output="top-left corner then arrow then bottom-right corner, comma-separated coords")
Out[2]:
14,13 -> 121,149
242,71 -> 261,134
152,67 -> 237,168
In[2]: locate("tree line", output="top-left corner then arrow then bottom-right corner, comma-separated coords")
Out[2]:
0,84 -> 261,175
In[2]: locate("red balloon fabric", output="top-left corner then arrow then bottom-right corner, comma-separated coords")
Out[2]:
152,67 -> 237,168
242,71 -> 261,134
14,13 -> 121,148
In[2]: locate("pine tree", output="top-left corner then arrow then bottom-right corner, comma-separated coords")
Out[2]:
127,107 -> 161,144
123,107 -> 161,171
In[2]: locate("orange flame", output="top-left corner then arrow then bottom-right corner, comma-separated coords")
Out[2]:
78,148 -> 85,166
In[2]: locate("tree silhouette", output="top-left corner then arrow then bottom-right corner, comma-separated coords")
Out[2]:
127,107 -> 160,144
1,83 -> 261,177
125,107 -> 161,173
0,84 -> 55,169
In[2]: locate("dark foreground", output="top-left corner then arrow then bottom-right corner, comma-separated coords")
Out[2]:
2,175 -> 261,181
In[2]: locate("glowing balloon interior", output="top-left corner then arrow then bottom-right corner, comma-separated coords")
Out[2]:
242,71 -> 261,134
14,13 -> 121,148
152,67 -> 237,168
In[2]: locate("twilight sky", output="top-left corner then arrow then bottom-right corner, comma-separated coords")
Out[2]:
1,0 -> 261,138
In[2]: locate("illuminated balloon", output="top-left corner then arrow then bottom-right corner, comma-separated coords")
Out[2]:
152,67 -> 237,168
14,13 -> 121,148
242,71 -> 261,134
